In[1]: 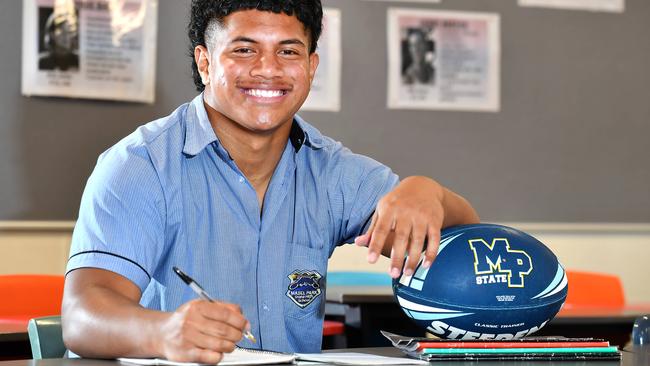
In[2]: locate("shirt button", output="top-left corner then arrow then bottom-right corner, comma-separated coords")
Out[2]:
262,303 -> 270,311
238,176 -> 245,183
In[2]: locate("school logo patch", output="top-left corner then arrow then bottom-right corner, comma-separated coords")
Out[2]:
286,270 -> 322,308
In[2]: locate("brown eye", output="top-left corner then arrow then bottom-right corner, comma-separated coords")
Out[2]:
279,49 -> 299,56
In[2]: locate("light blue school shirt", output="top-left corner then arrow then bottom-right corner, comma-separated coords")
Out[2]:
66,94 -> 399,353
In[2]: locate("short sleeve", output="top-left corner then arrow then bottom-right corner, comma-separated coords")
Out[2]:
66,143 -> 166,293
327,146 -> 399,247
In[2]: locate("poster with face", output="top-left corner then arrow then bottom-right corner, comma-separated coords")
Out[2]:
301,7 -> 341,112
387,8 -> 500,112
22,0 -> 158,103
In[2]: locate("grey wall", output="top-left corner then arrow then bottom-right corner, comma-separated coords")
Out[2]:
1,0 -> 648,222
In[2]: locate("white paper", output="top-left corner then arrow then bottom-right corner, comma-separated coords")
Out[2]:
301,7 -> 341,112
387,8 -> 500,112
519,0 -> 624,13
296,352 -> 428,365
119,348 -> 296,366
21,0 -> 158,103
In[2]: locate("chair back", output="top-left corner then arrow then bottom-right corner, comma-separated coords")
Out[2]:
564,270 -> 625,308
0,274 -> 65,321
28,315 -> 66,359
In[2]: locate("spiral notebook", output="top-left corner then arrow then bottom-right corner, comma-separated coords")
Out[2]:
119,347 -> 429,366
118,347 -> 296,366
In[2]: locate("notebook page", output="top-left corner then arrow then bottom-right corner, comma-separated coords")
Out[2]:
119,347 -> 296,366
295,352 -> 428,365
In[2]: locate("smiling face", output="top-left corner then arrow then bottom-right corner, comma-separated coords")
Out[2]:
195,10 -> 319,134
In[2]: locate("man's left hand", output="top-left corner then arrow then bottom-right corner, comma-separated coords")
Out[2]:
354,176 -> 479,278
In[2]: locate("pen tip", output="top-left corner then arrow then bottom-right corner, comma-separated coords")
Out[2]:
245,332 -> 257,343
172,266 -> 192,285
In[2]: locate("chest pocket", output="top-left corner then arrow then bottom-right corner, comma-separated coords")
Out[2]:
283,242 -> 329,319
283,242 -> 329,352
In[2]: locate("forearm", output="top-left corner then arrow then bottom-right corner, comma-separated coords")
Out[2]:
440,185 -> 480,228
62,282 -> 166,358
398,175 -> 479,227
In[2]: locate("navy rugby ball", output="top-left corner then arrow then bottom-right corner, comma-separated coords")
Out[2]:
393,223 -> 567,340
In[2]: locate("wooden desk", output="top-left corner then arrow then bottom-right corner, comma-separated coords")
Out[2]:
325,285 -> 650,347
0,321 -> 30,360
0,347 -> 648,366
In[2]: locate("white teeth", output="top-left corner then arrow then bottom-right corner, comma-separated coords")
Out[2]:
246,89 -> 284,98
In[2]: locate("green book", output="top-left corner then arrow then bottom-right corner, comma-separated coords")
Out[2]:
421,346 -> 619,355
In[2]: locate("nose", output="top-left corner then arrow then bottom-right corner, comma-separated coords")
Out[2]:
250,53 -> 284,79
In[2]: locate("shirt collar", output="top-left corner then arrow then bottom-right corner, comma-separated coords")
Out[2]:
183,94 -> 326,156
183,94 -> 218,156
293,114 -> 327,151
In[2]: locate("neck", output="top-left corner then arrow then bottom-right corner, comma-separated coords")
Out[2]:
204,101 -> 292,207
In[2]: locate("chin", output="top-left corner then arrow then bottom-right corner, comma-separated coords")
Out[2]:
246,114 -> 292,131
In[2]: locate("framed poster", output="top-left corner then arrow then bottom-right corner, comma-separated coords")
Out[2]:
302,7 -> 341,112
22,0 -> 158,103
387,8 -> 500,112
519,0 -> 624,13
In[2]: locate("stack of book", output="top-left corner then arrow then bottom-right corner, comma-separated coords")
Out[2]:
381,331 -> 621,361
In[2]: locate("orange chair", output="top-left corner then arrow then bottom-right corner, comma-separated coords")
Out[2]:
0,274 -> 65,326
323,319 -> 345,336
564,270 -> 625,309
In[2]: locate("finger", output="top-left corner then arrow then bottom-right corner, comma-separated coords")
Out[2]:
167,345 -> 223,364
198,302 -> 248,333
355,212 -> 378,247
219,303 -> 253,332
191,348 -> 224,365
222,302 -> 251,331
221,302 -> 243,314
366,211 -> 392,264
388,218 -> 411,278
199,320 -> 245,344
354,233 -> 369,246
186,327 -> 238,353
423,224 -> 441,268
404,219 -> 427,276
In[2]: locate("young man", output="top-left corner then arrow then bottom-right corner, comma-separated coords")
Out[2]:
62,0 -> 479,363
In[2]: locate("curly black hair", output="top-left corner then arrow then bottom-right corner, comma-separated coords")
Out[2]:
188,0 -> 323,92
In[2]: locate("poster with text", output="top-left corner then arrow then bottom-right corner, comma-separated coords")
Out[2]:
22,0 -> 158,103
387,8 -> 500,112
519,0 -> 624,13
301,7 -> 341,112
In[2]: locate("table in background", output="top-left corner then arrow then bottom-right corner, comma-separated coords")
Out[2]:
325,285 -> 650,347
0,321 -> 30,360
0,347 -> 648,366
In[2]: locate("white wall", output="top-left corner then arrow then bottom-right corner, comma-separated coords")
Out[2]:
2,221 -> 649,303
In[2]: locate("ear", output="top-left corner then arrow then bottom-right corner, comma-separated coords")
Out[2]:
308,52 -> 320,84
194,45 -> 211,85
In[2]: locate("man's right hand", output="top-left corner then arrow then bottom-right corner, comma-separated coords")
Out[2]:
158,299 -> 248,363
62,268 -> 248,363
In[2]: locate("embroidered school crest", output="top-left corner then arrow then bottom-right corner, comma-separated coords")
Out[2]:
286,270 -> 322,308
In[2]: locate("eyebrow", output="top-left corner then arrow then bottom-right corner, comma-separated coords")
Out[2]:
230,36 -> 307,48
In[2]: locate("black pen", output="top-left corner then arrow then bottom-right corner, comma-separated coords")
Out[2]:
173,266 -> 257,343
